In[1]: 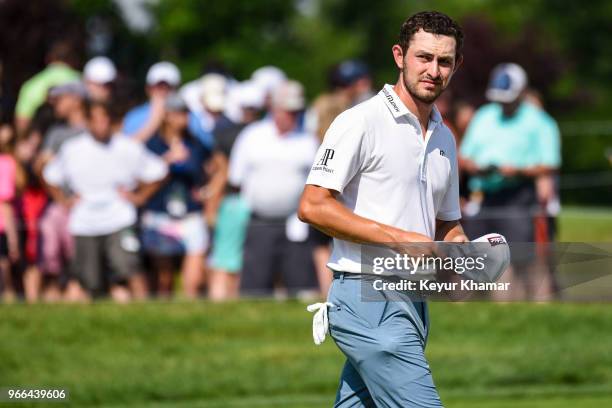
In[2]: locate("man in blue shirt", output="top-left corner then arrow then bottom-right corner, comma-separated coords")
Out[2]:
460,63 -> 561,299
122,61 -> 214,149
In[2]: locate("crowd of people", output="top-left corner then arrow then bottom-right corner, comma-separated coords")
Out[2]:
0,40 -> 560,303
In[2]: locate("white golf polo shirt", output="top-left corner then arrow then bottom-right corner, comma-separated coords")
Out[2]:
306,84 -> 461,273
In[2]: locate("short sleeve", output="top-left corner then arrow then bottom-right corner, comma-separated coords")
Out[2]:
0,157 -> 17,201
305,110 -> 368,193
42,126 -> 65,153
228,128 -> 250,187
135,144 -> 168,183
459,110 -> 487,160
14,80 -> 42,119
188,113 -> 214,150
43,148 -> 67,187
437,139 -> 462,221
122,107 -> 147,136
536,116 -> 561,168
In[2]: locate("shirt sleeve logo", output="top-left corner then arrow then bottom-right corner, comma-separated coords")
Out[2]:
317,149 -> 335,166
311,148 -> 335,174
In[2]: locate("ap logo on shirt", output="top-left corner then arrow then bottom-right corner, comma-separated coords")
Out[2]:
317,149 -> 335,166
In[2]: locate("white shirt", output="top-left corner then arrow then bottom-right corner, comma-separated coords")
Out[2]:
43,133 -> 168,236
229,119 -> 318,218
306,84 -> 461,273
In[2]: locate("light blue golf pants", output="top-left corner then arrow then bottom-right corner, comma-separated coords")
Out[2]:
327,273 -> 444,407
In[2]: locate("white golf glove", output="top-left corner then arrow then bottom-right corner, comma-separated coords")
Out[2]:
306,302 -> 334,345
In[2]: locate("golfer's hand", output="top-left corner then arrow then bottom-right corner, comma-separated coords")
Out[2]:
391,231 -> 439,258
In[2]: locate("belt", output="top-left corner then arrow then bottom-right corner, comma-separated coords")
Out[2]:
332,271 -> 363,281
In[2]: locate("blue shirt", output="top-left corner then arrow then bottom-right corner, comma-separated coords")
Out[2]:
144,133 -> 211,215
460,102 -> 561,192
123,103 -> 215,149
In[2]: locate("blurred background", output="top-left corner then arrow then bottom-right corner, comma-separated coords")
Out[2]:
1,1 -> 611,407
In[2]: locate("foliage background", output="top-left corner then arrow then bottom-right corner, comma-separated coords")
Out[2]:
1,0 -> 611,204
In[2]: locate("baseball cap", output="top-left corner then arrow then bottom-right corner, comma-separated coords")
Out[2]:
336,60 -> 370,87
271,80 -> 305,111
251,66 -> 287,95
165,92 -> 189,112
146,61 -> 181,87
200,73 -> 226,112
485,63 -> 527,103
235,80 -> 265,109
83,56 -> 117,84
49,81 -> 88,98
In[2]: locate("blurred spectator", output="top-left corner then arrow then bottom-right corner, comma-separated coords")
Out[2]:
43,100 -> 167,301
460,63 -> 561,300
197,73 -> 235,133
13,107 -> 54,303
14,40 -> 80,135
140,93 -> 211,299
35,82 -> 88,302
0,123 -> 20,302
250,66 -> 287,111
449,100 -> 476,143
523,88 -> 561,241
122,61 -> 213,148
336,59 -> 374,106
229,80 -> 318,296
207,81 -> 264,301
306,64 -> 352,143
83,56 -> 117,103
448,100 -> 476,209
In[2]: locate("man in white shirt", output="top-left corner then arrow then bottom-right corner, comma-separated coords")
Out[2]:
43,101 -> 167,300
229,80 -> 319,296
299,11 -> 467,407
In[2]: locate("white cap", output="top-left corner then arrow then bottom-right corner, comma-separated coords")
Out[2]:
271,80 -> 305,111
84,56 -> 117,84
251,66 -> 286,95
235,80 -> 265,109
200,73 -> 226,112
486,63 -> 527,103
146,61 -> 181,87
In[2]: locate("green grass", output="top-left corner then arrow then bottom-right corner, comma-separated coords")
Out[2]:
558,206 -> 612,241
1,206 -> 611,407
2,301 -> 612,407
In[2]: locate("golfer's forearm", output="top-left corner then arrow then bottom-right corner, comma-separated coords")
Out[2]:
299,191 -> 427,244
435,219 -> 466,241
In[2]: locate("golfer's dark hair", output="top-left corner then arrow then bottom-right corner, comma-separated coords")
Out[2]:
399,11 -> 463,59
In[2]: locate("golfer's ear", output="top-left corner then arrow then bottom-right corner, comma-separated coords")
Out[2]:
392,45 -> 404,70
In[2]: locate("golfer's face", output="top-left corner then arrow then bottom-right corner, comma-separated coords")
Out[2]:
402,30 -> 457,103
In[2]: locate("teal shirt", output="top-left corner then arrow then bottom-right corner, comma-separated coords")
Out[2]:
460,102 -> 561,192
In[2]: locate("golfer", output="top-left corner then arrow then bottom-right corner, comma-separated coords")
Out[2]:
299,11 -> 467,407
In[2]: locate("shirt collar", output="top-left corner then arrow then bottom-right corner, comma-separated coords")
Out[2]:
378,84 -> 443,125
